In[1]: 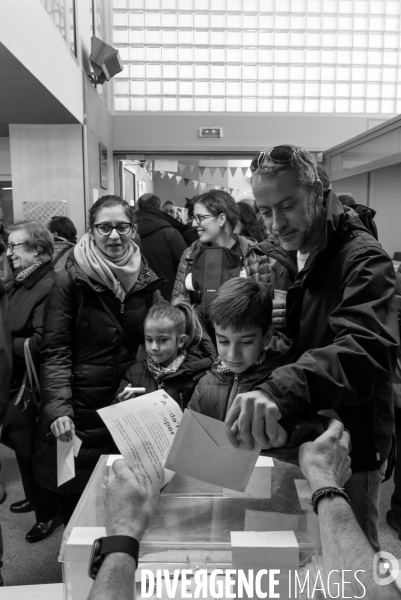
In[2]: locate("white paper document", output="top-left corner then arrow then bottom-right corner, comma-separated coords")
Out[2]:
98,390 -> 182,499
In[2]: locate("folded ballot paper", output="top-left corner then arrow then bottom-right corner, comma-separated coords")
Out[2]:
97,390 -> 182,500
57,434 -> 82,487
165,409 -> 261,492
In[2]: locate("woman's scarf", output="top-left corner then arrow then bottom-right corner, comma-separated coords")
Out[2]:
15,256 -> 50,283
147,351 -> 187,384
74,232 -> 141,302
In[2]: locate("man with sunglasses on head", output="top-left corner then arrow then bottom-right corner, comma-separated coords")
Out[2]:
225,144 -> 399,552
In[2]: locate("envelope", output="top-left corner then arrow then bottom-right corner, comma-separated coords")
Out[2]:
224,456 -> 274,497
164,410 -> 261,492
57,439 -> 75,486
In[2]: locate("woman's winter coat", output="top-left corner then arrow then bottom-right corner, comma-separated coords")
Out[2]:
33,254 -> 163,494
115,335 -> 217,411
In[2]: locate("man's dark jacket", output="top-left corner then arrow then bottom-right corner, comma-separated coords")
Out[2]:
258,192 -> 399,473
134,208 -> 187,299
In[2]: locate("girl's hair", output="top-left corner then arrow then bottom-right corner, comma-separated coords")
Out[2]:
237,202 -> 266,243
89,195 -> 135,229
195,190 -> 240,234
8,221 -> 54,258
145,297 -> 203,349
47,216 -> 77,243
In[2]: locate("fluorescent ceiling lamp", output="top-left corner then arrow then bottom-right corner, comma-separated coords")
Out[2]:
1,187 -> 12,190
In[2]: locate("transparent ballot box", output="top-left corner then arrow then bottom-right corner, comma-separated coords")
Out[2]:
60,455 -> 321,600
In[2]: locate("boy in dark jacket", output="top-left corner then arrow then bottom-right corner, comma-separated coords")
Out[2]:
189,279 -> 288,434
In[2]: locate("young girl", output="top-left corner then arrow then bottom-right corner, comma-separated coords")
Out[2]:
115,298 -> 216,410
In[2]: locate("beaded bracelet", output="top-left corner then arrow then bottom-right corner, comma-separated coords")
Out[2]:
311,486 -> 351,515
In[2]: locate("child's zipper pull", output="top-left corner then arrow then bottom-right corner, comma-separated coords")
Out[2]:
120,302 -> 125,314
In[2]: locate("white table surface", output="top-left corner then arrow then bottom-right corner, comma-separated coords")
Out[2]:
0,583 -> 64,599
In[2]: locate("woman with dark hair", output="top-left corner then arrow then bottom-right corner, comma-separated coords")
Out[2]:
235,201 -> 267,243
1,221 -> 62,543
47,216 -> 77,273
172,191 -> 270,324
34,195 -> 163,525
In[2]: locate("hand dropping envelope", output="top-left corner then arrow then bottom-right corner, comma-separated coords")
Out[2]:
165,410 -> 261,492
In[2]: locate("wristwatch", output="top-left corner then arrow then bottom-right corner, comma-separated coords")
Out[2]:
88,535 -> 140,580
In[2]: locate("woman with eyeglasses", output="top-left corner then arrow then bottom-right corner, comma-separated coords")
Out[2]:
33,195 -> 163,525
172,190 -> 271,319
1,221 -> 62,543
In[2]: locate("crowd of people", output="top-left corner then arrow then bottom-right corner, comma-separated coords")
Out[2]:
0,144 -> 400,596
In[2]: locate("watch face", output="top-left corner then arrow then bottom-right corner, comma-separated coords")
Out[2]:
88,538 -> 103,580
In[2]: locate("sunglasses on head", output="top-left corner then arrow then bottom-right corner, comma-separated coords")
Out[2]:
250,145 -> 298,173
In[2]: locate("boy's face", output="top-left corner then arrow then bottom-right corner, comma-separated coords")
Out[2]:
214,324 -> 272,374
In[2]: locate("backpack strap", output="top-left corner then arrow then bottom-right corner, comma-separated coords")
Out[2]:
52,246 -> 71,267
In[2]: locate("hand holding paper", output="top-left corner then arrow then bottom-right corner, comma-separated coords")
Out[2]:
57,434 -> 82,486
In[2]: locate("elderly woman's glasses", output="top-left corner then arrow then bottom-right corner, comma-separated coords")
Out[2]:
6,242 -> 27,252
250,145 -> 298,173
94,222 -> 133,236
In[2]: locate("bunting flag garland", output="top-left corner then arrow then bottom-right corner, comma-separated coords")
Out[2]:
241,167 -> 248,176
160,171 -> 166,179
178,165 -> 186,174
167,173 -> 174,179
219,167 -> 227,177
215,185 -> 221,190
229,188 -> 234,194
230,167 -> 237,177
193,180 -> 199,188
189,165 -> 195,173
199,167 -> 206,176
176,176 -> 182,184
199,182 -> 206,191
183,178 -> 190,186
209,167 -> 217,177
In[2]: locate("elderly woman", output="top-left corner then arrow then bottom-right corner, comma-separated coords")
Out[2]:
33,195 -> 163,525
1,221 -> 62,543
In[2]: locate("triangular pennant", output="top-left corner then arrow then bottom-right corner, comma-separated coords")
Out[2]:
189,165 -> 195,173
167,173 -> 174,179
219,167 -> 227,177
160,171 -> 166,179
178,165 -> 186,174
199,182 -> 206,191
229,188 -> 234,194
176,176 -> 182,184
199,166 -> 206,176
241,167 -> 248,176
183,178 -> 190,186
209,167 -> 217,177
215,186 -> 221,190
230,167 -> 237,177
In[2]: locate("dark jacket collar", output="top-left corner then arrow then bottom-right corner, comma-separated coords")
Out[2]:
14,260 -> 54,290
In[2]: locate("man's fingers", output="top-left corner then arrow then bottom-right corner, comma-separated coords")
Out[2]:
319,419 -> 344,442
112,458 -> 131,478
225,402 -> 241,446
340,429 -> 351,451
252,403 -> 271,447
237,407 -> 255,450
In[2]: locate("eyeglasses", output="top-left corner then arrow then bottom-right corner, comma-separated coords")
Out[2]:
192,214 -> 214,225
250,145 -> 298,173
94,222 -> 133,236
6,242 -> 26,252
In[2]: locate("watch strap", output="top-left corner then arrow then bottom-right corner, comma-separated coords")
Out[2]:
99,535 -> 139,567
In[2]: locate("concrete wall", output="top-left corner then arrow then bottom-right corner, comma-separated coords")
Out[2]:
369,165 -> 401,259
0,0 -> 83,123
331,166 -> 401,258
330,173 -> 369,206
112,113 -> 372,154
9,124 -> 86,238
0,138 -> 11,180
